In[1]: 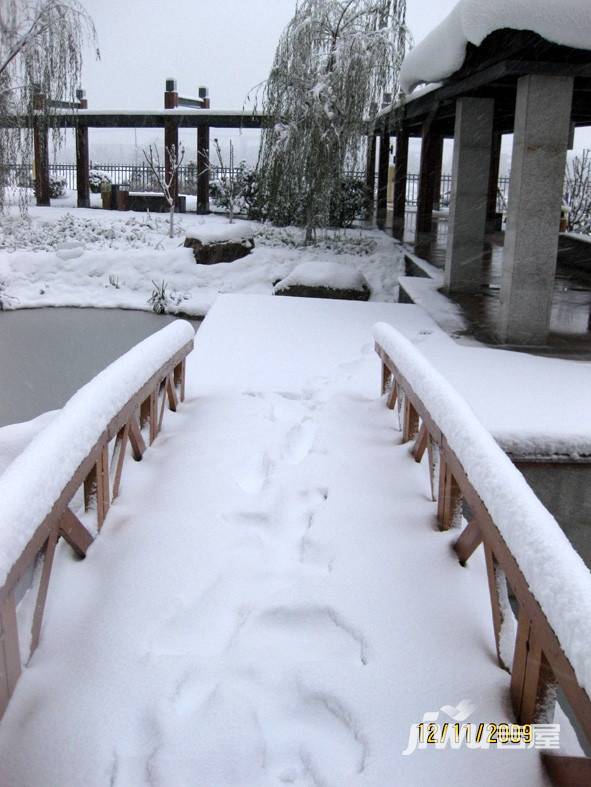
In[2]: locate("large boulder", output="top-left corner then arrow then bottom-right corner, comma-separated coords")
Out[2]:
184,222 -> 255,264
274,261 -> 370,301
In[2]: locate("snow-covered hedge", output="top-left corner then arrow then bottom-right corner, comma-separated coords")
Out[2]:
373,322 -> 591,693
400,0 -> 591,94
0,320 -> 195,590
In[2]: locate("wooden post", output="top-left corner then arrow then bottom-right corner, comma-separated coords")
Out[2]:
32,90 -> 50,207
511,608 -> 557,724
416,123 -> 443,245
486,131 -> 502,232
402,398 -> 420,443
392,128 -> 409,240
365,132 -> 377,221
164,79 -> 179,206
437,452 -> 462,531
0,592 -> 21,717
376,126 -> 390,230
75,89 -> 90,208
196,87 -> 210,215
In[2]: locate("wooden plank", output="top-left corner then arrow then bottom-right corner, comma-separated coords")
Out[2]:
436,451 -> 462,531
110,424 -> 129,501
381,362 -> 392,396
386,380 -> 398,411
128,415 -> 146,461
412,423 -> 428,463
484,544 -> 509,670
166,373 -> 178,412
96,444 -> 110,531
402,398 -> 420,443
29,529 -> 58,656
542,754 -> 591,786
453,518 -> 483,566
59,508 -> 93,558
0,592 -> 21,718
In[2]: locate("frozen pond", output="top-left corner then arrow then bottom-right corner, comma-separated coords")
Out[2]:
0,307 -> 201,427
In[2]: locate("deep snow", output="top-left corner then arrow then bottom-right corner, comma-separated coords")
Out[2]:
400,0 -> 591,93
0,200 -> 403,316
0,296 -> 552,786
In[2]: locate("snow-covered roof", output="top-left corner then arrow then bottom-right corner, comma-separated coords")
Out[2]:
400,0 -> 591,94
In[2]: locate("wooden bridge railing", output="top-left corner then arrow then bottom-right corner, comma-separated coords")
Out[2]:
0,321 -> 194,719
374,323 -> 591,786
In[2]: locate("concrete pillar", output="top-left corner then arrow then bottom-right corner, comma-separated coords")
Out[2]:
416,123 -> 443,245
444,97 -> 495,292
75,89 -> 90,208
376,127 -> 390,229
499,74 -> 574,344
365,133 -> 377,221
164,79 -> 179,205
392,129 -> 409,240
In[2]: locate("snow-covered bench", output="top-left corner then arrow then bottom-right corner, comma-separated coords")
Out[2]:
0,321 -> 195,718
374,323 -> 591,782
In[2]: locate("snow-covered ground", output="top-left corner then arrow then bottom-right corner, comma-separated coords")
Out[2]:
0,195 -> 402,316
0,296 -> 554,786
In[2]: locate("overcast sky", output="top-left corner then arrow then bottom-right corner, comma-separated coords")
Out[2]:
81,0 -> 459,110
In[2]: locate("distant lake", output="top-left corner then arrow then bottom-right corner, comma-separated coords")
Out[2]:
0,307 -> 201,427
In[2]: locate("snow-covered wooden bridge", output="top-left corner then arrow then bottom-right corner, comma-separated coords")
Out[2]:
0,295 -> 589,786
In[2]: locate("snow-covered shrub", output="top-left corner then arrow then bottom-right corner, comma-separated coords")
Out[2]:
49,177 -> 67,198
255,224 -> 377,255
564,151 -> 591,234
329,177 -> 369,228
0,279 -> 17,310
209,162 -> 256,218
148,280 -> 170,314
89,170 -> 111,194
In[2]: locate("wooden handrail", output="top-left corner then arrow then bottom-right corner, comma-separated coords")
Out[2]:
375,327 -> 591,786
0,322 -> 194,718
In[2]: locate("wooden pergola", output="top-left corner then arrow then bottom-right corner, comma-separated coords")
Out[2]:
369,29 -> 591,344
1,80 -> 268,214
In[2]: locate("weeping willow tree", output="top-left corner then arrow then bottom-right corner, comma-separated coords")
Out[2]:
0,0 -> 98,212
256,0 -> 407,241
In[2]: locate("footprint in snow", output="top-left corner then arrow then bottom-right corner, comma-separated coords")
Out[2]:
282,418 -> 318,465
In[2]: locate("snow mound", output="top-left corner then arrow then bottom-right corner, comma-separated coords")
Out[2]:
0,320 -> 195,589
185,221 -> 255,244
400,0 -> 591,93
275,261 -> 368,292
373,321 -> 591,694
56,241 -> 84,261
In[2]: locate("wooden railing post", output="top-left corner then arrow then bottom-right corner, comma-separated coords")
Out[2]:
511,608 -> 557,725
0,593 -> 21,717
437,451 -> 462,530
402,398 -> 420,443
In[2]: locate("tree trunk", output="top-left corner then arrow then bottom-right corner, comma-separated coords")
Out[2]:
169,204 -> 174,238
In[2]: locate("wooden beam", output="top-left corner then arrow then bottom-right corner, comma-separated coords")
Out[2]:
59,507 -> 94,558
392,129 -> 409,240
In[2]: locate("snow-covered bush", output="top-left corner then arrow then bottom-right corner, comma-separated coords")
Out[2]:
564,151 -> 591,234
210,161 -> 257,218
255,224 -> 377,255
329,177 -> 369,228
89,170 -> 112,194
49,177 -> 67,198
148,280 -> 170,314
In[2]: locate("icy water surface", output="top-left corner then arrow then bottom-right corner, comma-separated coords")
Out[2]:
0,307 -> 201,427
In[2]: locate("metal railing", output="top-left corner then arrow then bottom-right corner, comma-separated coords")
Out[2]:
375,325 -> 591,785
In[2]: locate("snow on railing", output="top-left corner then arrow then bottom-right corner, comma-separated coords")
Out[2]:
0,320 -> 194,717
374,323 -> 591,783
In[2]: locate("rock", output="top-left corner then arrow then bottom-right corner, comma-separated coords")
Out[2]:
273,261 -> 370,301
184,222 -> 255,264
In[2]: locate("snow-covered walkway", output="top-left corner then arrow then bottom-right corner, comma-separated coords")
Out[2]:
0,296 -> 549,786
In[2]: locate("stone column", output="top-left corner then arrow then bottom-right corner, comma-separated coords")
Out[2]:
392,129 -> 409,240
444,97 -> 495,292
376,127 -> 390,229
75,89 -> 90,208
499,74 -> 574,344
416,123 -> 443,246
